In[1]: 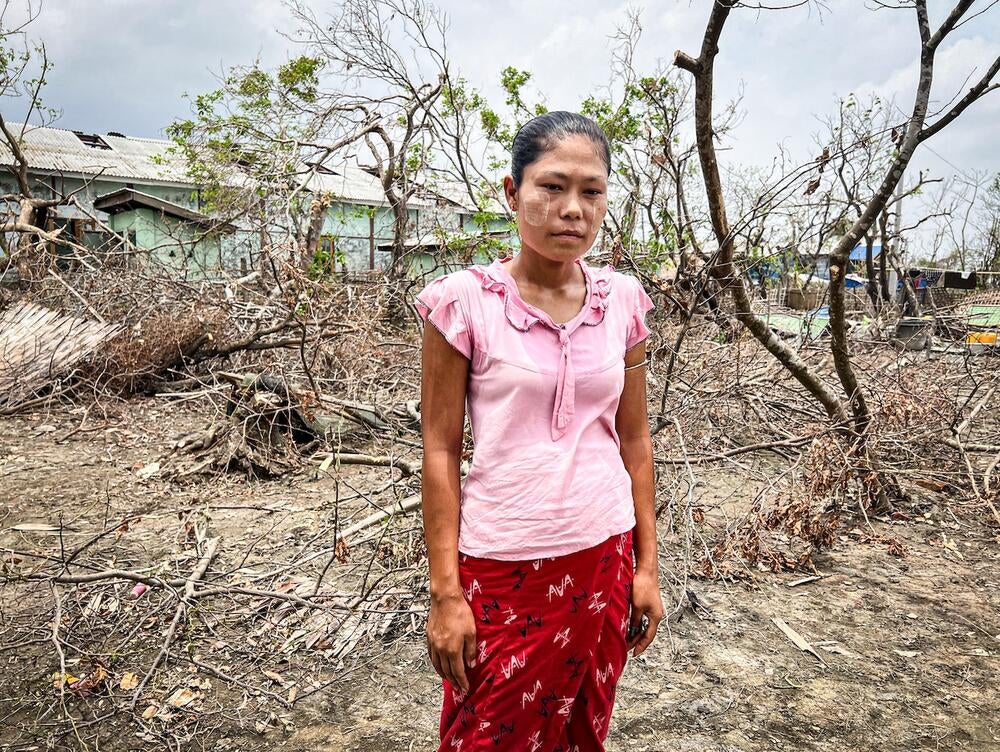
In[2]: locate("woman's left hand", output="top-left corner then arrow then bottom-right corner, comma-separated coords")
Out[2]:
626,568 -> 664,657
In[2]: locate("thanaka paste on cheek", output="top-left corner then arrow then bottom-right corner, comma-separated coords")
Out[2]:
579,139 -> 609,237
583,195 -> 607,237
520,190 -> 550,227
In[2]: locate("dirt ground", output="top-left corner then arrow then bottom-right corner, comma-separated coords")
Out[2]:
2,398 -> 999,751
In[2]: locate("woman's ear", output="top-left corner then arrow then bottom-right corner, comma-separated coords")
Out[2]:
502,175 -> 517,213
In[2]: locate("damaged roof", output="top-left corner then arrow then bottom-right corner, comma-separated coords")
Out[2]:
412,176 -> 508,215
0,124 -> 456,209
0,122 -> 192,185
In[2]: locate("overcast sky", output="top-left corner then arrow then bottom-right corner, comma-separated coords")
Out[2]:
8,0 -> 1000,187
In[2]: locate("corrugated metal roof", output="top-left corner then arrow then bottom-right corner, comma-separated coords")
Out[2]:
303,163 -> 433,208
0,124 -> 472,210
0,123 -> 192,184
415,177 -> 507,215
94,188 -> 234,230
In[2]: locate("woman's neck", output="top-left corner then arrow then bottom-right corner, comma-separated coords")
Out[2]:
506,248 -> 585,293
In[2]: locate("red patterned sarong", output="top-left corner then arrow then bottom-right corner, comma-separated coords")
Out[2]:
438,529 -> 635,751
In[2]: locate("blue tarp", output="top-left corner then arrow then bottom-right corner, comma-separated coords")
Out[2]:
845,274 -> 867,288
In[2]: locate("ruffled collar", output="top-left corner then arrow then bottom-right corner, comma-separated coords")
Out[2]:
468,256 -> 614,332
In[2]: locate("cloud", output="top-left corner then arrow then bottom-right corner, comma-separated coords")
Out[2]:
854,34 -> 1000,176
15,0 -> 294,137
651,2 -> 999,177
440,0 -> 632,112
9,0 -> 996,183
858,35 -> 1000,114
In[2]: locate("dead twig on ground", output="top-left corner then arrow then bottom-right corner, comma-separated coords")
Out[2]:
130,537 -> 221,708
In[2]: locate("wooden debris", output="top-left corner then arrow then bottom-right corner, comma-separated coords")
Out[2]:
0,302 -> 121,409
338,493 -> 422,542
161,372 -> 396,478
772,616 -> 828,666
10,522 -> 63,533
815,641 -> 862,659
314,451 -> 419,477
787,575 -> 822,588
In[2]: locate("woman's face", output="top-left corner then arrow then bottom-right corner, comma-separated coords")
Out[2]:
505,134 -> 608,263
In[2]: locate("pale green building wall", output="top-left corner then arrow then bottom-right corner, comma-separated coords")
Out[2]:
320,202 -> 420,272
107,207 -> 222,279
8,173 -> 201,213
407,248 -> 496,281
460,212 -> 514,236
407,211 -> 517,281
1,169 -> 511,278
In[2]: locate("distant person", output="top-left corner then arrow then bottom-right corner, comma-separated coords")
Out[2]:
416,110 -> 663,751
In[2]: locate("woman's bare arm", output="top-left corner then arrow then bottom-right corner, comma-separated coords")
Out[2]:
615,339 -> 664,655
420,322 -> 477,690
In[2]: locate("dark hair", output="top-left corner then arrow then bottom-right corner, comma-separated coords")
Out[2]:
511,111 -> 611,187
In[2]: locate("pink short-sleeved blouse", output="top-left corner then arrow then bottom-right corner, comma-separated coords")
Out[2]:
416,255 -> 655,560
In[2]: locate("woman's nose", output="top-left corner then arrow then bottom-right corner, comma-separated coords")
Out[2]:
561,194 -> 583,219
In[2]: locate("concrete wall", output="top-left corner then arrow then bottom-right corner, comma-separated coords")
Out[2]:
318,202 -> 424,272
108,207 -> 222,279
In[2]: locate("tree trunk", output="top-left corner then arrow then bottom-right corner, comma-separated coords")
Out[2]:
389,197 -> 408,280
894,252 -> 921,316
864,237 -> 879,311
14,199 -> 45,280
675,1 -> 848,424
878,238 -> 890,304
302,194 -> 331,271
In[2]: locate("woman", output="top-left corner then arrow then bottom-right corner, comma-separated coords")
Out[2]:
416,111 -> 663,751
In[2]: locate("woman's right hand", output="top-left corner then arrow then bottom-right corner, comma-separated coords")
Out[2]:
426,591 -> 478,693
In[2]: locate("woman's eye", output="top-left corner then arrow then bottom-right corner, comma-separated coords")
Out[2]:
543,183 -> 562,191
